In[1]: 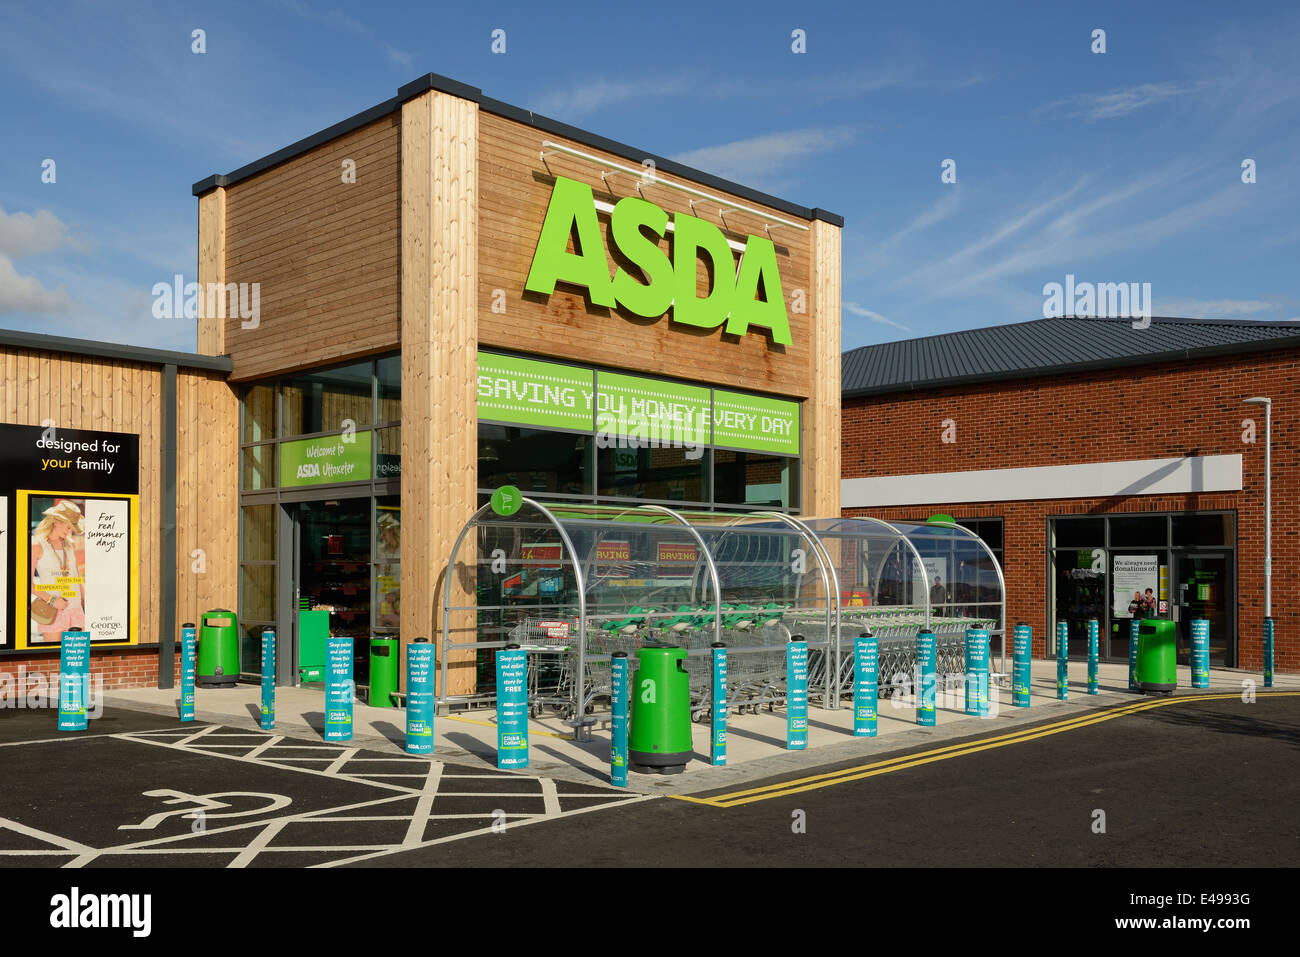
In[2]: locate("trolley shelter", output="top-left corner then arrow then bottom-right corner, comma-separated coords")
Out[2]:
439,499 -> 1004,722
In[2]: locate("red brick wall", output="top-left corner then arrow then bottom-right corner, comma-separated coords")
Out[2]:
842,348 -> 1297,672
0,647 -> 176,691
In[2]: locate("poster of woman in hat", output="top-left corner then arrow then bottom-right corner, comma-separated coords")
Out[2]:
29,497 -> 87,643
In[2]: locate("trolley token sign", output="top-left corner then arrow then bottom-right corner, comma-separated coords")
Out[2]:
965,628 -> 990,717
1056,622 -> 1069,700
180,624 -> 197,722
406,641 -> 436,755
260,629 -> 276,730
1264,618 -> 1275,688
1191,619 -> 1210,689
610,653 -> 629,786
853,635 -> 878,736
1128,619 -> 1141,692
325,637 -> 353,741
1086,619 -> 1099,695
786,639 -> 808,749
58,631 -> 91,732
711,644 -> 727,764
496,646 -> 529,769
916,630 -> 936,727
1012,623 -> 1032,708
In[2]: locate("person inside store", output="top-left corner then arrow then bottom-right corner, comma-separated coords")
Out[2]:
1127,590 -> 1144,618
929,576 -> 948,612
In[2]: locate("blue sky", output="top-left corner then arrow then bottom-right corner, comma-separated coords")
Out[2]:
1,0 -> 1298,354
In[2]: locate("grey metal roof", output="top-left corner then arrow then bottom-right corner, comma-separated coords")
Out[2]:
842,316 -> 1300,397
0,328 -> 233,373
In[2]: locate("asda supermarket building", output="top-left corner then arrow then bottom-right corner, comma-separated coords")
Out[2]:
0,71 -> 843,694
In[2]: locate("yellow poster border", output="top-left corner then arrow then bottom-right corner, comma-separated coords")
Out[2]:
14,490 -> 140,651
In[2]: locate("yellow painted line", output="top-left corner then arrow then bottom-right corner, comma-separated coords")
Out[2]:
675,692 -> 1300,808
443,714 -> 574,741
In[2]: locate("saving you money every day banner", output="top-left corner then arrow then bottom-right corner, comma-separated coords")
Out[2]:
0,424 -> 140,650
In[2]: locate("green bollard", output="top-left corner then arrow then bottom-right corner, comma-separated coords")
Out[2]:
629,645 -> 693,775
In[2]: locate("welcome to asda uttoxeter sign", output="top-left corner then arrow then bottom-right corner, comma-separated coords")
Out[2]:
525,176 -> 791,345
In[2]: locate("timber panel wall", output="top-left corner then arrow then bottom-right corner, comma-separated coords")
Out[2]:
222,115 -> 402,381
477,112 -> 816,399
1,349 -> 238,651
400,90 -> 480,695
175,370 -> 239,628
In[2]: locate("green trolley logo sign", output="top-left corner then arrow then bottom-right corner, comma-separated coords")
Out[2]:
525,176 -> 792,345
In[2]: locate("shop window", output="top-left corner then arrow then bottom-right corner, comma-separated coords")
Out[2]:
597,444 -> 707,503
957,517 -> 1003,556
1050,549 -> 1106,657
241,384 -> 276,443
479,425 -> 592,497
282,361 -> 374,436
714,450 -> 797,509
375,426 -> 401,481
239,564 -> 276,622
1173,513 -> 1234,547
374,496 -> 401,636
240,445 -> 276,491
1108,514 -> 1169,547
1051,516 -> 1104,548
241,505 -> 276,562
377,355 -> 401,424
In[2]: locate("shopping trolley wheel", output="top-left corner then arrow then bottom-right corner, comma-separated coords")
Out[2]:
529,704 -> 542,719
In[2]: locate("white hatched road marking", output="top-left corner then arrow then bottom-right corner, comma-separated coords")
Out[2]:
0,724 -> 651,867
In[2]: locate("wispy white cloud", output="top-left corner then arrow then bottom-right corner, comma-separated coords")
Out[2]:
277,0 -> 413,71
0,255 -> 70,314
671,127 -> 856,185
1036,82 -> 1207,121
845,302 -> 911,332
0,207 -> 80,257
1155,297 -> 1276,317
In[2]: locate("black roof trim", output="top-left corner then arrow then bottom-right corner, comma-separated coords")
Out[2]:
192,73 -> 843,225
0,328 -> 234,373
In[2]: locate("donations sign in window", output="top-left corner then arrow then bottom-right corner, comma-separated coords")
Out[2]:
477,351 -> 800,457
0,424 -> 140,650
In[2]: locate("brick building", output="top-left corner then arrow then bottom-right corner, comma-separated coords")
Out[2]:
841,316 -> 1298,673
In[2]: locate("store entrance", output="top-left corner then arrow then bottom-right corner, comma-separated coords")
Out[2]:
1174,552 -> 1233,666
291,498 -> 371,688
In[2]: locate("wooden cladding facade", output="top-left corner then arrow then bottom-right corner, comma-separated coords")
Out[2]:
476,112 -> 816,400
0,346 -> 239,647
218,115 -> 402,382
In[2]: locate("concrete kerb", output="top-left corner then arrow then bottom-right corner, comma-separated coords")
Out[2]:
101,659 -> 1298,796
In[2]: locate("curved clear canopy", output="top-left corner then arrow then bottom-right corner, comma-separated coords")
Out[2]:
439,500 -> 1005,714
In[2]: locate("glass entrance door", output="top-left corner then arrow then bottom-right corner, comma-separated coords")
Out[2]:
292,498 -> 372,687
1174,553 -> 1233,666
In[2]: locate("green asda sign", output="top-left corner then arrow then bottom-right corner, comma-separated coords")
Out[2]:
524,176 -> 791,346
477,352 -> 799,456
280,432 -> 372,487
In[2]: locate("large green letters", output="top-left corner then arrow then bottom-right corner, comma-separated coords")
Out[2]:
524,177 -> 614,306
524,176 -> 793,345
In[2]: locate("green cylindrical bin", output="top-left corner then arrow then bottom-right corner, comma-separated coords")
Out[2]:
369,635 -> 399,707
1135,619 -> 1177,693
629,644 -> 693,774
197,609 -> 239,688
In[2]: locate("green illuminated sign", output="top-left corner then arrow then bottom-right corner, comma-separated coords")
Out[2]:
280,432 -> 372,487
524,176 -> 791,346
712,390 -> 799,456
478,352 -> 800,456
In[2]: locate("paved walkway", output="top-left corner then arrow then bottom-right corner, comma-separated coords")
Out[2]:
105,659 -> 1296,794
